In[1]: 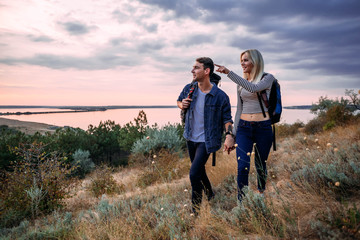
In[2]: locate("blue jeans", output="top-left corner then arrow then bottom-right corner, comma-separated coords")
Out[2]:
236,119 -> 273,199
187,141 -> 213,213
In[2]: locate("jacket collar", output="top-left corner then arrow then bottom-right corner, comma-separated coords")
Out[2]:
194,82 -> 218,96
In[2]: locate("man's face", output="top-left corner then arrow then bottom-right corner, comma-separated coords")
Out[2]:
191,61 -> 209,82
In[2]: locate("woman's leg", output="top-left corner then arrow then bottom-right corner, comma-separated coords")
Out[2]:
253,121 -> 273,192
236,122 -> 253,200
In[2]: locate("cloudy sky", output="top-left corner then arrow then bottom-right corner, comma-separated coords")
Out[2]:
0,0 -> 359,107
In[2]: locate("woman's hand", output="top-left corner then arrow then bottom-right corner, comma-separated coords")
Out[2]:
214,64 -> 230,74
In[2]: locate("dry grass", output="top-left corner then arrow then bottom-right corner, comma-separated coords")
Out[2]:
3,122 -> 360,239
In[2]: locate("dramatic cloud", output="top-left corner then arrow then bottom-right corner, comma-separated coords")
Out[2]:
60,21 -> 94,35
0,53 -> 138,70
176,34 -> 215,47
0,0 -> 359,106
139,0 -> 360,77
28,35 -> 54,42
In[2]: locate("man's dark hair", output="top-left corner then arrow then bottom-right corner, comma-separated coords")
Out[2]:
196,57 -> 214,75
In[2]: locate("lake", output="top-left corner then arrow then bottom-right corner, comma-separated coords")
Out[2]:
0,107 -> 315,130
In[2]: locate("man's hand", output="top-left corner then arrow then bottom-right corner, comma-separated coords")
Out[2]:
214,64 -> 230,75
223,135 -> 235,154
181,97 -> 192,110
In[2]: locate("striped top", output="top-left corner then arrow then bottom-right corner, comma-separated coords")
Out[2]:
227,71 -> 276,133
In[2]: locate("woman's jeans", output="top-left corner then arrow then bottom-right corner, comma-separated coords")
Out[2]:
187,141 -> 213,213
236,119 -> 273,199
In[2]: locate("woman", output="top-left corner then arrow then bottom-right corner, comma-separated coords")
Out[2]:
215,49 -> 276,200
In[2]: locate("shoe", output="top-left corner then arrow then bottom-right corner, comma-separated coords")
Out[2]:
207,191 -> 215,201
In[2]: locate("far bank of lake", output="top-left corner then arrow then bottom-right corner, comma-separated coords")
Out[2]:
0,107 -> 315,130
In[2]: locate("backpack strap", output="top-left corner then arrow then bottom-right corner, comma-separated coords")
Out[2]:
256,73 -> 269,118
272,125 -> 277,151
181,82 -> 197,124
257,92 -> 267,118
212,152 -> 216,166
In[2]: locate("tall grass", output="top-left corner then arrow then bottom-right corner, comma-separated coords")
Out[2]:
1,121 -> 359,239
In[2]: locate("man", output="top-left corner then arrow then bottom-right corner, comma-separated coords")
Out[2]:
177,57 -> 234,214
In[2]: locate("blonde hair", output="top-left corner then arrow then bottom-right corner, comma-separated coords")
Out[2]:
240,49 -> 264,83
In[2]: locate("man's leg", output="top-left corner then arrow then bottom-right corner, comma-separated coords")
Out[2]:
187,141 -> 210,214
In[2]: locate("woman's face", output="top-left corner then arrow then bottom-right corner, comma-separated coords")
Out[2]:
241,52 -> 253,74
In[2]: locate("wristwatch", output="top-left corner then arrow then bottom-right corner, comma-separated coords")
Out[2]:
225,131 -> 234,137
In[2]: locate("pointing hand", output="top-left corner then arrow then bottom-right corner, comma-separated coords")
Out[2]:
214,64 -> 230,74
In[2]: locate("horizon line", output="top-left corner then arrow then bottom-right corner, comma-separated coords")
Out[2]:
0,104 -> 312,109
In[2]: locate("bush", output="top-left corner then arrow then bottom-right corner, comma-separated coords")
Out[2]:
312,203 -> 360,239
135,150 -> 188,188
0,142 -> 75,228
230,187 -> 286,237
323,120 -> 336,131
0,127 -> 28,172
306,89 -> 358,134
118,110 -> 148,151
131,124 -> 183,158
290,142 -> 360,197
87,120 -> 125,166
87,166 -> 124,197
325,105 -> 353,125
71,149 -> 95,178
0,212 -> 75,239
276,121 -> 305,138
304,115 -> 327,134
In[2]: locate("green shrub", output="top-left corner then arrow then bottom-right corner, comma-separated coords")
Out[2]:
312,203 -> 360,239
87,120 -> 125,166
25,180 -> 47,219
118,110 -> 148,151
290,142 -> 360,197
0,212 -> 75,240
131,124 -> 183,157
230,187 -> 285,237
323,120 -> 336,131
71,149 -> 95,178
0,142 -> 75,228
306,90 -> 358,134
0,127 -> 28,171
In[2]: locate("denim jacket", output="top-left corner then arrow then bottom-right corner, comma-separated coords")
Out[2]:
177,82 -> 233,153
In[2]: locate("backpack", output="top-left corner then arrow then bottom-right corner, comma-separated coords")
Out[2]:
257,75 -> 282,150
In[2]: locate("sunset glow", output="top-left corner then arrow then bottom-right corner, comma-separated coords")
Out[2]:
1,0 -> 359,107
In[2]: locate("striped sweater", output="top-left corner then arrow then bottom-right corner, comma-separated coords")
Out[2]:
227,71 -> 276,133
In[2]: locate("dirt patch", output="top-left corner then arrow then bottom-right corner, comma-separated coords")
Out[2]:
0,117 -> 58,135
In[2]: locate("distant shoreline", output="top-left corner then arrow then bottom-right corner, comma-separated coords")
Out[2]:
0,105 -> 312,116
0,105 -> 179,116
0,105 -> 179,109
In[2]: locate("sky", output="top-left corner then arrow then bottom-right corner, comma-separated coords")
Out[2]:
0,0 -> 359,107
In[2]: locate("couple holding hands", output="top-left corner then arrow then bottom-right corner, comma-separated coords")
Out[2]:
177,49 -> 277,214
